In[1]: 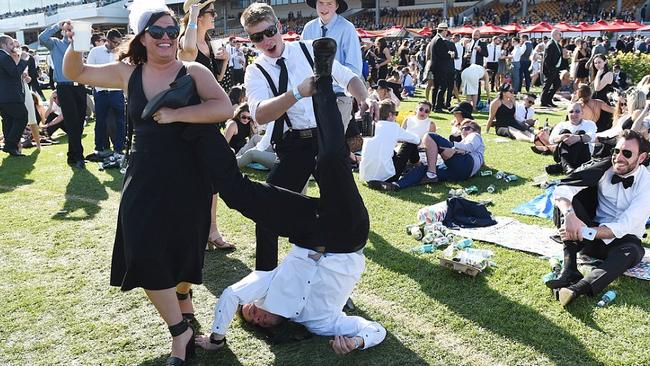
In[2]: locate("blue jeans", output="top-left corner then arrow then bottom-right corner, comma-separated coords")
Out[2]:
94,90 -> 126,152
397,133 -> 474,188
512,61 -> 521,93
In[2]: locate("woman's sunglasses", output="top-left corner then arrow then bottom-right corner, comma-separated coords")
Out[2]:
461,126 -> 474,131
145,25 -> 180,40
613,148 -> 633,159
248,25 -> 278,43
418,107 -> 430,113
240,115 -> 251,120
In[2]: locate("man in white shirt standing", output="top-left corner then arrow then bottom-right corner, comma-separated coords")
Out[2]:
485,36 -> 501,92
196,5 -> 384,353
510,36 -> 527,95
361,100 -> 421,190
85,28 -> 124,159
451,33 -> 464,102
241,3 -> 371,272
550,129 -> 650,306
301,0 -> 361,131
229,39 -> 246,85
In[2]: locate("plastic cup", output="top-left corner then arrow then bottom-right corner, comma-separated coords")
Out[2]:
72,21 -> 93,52
209,38 -> 223,54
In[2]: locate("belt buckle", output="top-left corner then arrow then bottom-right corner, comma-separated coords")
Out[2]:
298,129 -> 313,139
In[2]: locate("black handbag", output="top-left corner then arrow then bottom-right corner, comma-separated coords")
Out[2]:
141,74 -> 198,120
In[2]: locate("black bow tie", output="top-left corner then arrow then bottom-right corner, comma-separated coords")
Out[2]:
611,174 -> 634,189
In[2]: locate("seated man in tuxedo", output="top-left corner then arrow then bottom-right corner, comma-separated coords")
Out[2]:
549,129 -> 650,306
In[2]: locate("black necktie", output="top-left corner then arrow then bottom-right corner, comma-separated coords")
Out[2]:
524,107 -> 528,119
321,25 -> 327,37
272,57 -> 290,146
611,174 -> 634,189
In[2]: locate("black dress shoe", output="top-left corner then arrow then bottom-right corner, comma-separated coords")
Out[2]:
367,180 -> 398,191
545,163 -> 564,175
68,160 -> 86,169
312,37 -> 337,79
545,269 -> 583,289
3,148 -> 25,156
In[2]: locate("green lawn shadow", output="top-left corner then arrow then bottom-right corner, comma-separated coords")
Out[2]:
364,230 -> 604,366
0,149 -> 38,191
51,166 -> 108,221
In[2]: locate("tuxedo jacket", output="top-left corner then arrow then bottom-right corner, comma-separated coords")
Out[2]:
0,51 -> 27,104
466,39 -> 488,66
431,34 -> 453,73
543,40 -> 562,75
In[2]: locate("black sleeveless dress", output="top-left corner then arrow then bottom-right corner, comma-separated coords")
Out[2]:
196,48 -> 231,91
228,119 -> 250,153
494,102 -> 518,129
110,65 -> 213,291
593,72 -> 614,132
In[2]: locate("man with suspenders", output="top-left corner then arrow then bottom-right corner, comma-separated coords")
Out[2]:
242,3 -> 372,271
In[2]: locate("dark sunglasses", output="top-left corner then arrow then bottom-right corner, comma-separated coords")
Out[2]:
248,25 -> 278,43
613,148 -> 633,159
240,115 -> 251,120
620,102 -> 627,106
145,25 -> 180,40
461,126 -> 474,131
568,109 -> 581,113
418,107 -> 430,113
201,9 -> 216,17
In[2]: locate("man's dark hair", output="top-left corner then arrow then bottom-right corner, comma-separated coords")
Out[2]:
522,34 -> 529,40
106,28 -> 122,40
91,32 -> 104,45
236,305 -> 311,344
619,129 -> 650,154
597,36 -> 603,42
21,45 -> 29,52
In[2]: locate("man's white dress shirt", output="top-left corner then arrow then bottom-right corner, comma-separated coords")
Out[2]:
359,120 -> 420,182
515,103 -> 536,122
86,45 -> 118,91
245,41 -> 357,128
211,245 -> 386,349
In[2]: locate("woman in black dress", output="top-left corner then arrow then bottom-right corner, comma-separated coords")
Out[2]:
223,103 -> 254,153
571,39 -> 590,89
63,6 -> 234,364
375,37 -> 392,80
590,54 -> 615,131
178,0 -> 236,258
486,83 -> 535,142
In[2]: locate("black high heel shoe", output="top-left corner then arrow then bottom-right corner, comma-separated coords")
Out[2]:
166,320 -> 195,366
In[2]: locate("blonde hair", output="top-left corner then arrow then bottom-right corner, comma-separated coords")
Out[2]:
240,3 -> 278,29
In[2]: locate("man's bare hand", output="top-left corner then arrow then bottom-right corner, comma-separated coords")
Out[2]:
329,335 -> 361,355
297,76 -> 316,98
559,212 -> 587,241
195,334 -> 226,351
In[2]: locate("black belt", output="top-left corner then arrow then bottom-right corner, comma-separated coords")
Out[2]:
96,90 -> 123,93
335,92 -> 347,97
311,242 -> 366,254
57,81 -> 82,86
285,127 -> 317,139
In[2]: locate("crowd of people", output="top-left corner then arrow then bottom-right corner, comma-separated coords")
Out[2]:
2,0 -> 650,364
0,0 -> 122,20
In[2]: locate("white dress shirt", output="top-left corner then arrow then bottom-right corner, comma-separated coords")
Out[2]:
453,132 -> 485,176
211,245 -> 386,349
359,120 -> 420,182
553,166 -> 650,244
511,43 -> 527,62
454,41 -> 464,71
404,116 -> 432,140
86,45 -> 118,91
245,41 -> 357,128
549,119 -> 597,154
486,43 -> 501,63
515,103 -> 535,122
468,39 -> 481,65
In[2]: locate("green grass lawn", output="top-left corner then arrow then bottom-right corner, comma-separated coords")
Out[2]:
1,88 -> 649,365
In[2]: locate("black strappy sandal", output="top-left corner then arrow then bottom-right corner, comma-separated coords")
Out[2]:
165,320 -> 195,366
177,290 -> 201,334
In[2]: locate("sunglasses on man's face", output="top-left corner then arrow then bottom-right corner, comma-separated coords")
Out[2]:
568,109 -> 581,114
461,126 -> 474,131
418,107 -> 430,113
613,148 -> 633,159
145,25 -> 180,40
248,25 -> 278,43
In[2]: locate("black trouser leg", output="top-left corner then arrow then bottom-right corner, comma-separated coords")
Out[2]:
520,60 -> 531,92
0,102 -> 28,151
389,142 -> 419,182
253,138 -> 317,270
312,76 -> 369,251
541,69 -> 557,104
56,85 -> 87,162
579,237 -> 645,295
434,73 -> 448,109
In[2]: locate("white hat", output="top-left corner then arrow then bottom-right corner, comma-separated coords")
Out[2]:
128,0 -> 171,35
